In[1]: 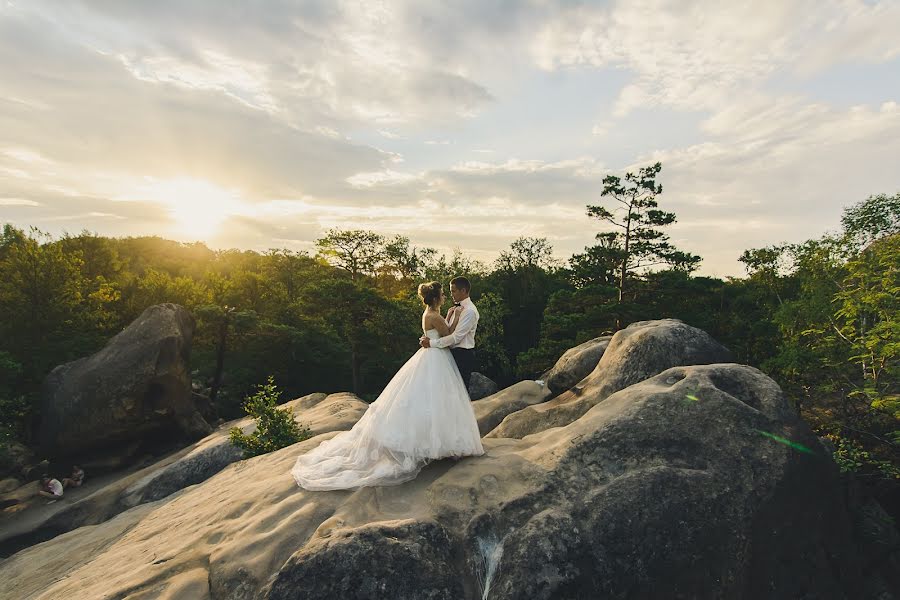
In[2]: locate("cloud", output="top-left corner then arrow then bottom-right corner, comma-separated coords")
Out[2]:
533,0 -> 900,116
27,0 -> 498,127
628,98 -> 900,275
1,0 -> 897,279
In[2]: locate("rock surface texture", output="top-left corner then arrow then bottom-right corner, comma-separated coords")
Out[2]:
39,303 -> 210,458
543,335 -> 612,396
2,320 -> 880,600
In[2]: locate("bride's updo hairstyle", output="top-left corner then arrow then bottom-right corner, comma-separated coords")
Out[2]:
417,281 -> 442,307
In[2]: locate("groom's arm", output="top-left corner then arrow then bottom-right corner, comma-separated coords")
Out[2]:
432,308 -> 476,348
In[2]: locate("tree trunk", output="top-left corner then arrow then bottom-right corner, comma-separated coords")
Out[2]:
351,341 -> 362,395
209,313 -> 230,405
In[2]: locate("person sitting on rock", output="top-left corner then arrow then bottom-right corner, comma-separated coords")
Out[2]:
62,465 -> 84,489
37,475 -> 64,500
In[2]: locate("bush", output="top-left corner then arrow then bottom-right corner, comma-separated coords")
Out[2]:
228,376 -> 310,458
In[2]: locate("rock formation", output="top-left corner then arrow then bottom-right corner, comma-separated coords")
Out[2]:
2,319 -> 886,599
487,319 -> 733,439
38,304 -> 210,459
468,372 -> 499,400
543,334 -> 612,396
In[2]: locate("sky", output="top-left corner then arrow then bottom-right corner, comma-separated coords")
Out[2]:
1,1 -> 899,277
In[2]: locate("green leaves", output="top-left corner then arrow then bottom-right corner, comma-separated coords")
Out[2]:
586,162 -> 701,305
228,376 -> 310,459
840,193 -> 900,249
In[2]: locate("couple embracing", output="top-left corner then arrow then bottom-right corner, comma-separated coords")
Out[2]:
292,277 -> 484,491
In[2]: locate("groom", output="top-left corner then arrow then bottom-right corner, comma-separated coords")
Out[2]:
420,276 -> 479,392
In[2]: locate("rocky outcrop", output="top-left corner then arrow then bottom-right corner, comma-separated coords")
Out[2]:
467,372 -> 498,400
1,320 -> 881,599
39,304 -> 210,459
544,335 -> 612,395
0,393 -> 367,559
487,319 -> 733,439
0,441 -> 33,481
472,380 -> 551,436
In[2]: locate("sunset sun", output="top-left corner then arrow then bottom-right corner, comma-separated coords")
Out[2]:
118,177 -> 244,240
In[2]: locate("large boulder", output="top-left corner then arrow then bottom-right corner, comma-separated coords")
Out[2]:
488,319 -> 733,439
0,441 -> 33,479
467,372 -> 498,400
544,335 -> 612,395
0,361 -> 878,598
38,303 -> 210,458
472,380 -> 551,436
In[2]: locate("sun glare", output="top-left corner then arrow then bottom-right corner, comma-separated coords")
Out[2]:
117,177 -> 244,240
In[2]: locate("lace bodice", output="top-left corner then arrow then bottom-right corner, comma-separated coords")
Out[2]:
423,329 -> 441,340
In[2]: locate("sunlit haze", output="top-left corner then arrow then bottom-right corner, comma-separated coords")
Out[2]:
2,1 -> 899,276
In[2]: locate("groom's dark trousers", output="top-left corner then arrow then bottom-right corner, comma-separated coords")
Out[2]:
451,347 -> 476,394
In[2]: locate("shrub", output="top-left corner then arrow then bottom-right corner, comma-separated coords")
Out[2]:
229,376 -> 310,458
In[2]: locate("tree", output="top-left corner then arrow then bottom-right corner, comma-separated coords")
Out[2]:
488,238 -> 568,380
568,240 -> 622,289
299,276 -> 400,395
195,304 -> 260,412
833,234 -> 899,441
587,162 -> 700,307
840,192 -> 900,250
494,237 -> 558,272
315,229 -> 385,280
382,235 -> 423,280
0,227 -> 85,381
739,244 -> 789,306
262,248 -> 316,304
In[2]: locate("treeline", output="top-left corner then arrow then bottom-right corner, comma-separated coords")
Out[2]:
0,164 -> 896,485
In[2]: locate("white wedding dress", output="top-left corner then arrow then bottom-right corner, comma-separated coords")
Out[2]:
291,329 -> 485,490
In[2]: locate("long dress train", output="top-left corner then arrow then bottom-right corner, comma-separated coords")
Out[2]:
291,329 -> 484,490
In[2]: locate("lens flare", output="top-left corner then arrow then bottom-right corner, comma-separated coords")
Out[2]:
755,429 -> 815,454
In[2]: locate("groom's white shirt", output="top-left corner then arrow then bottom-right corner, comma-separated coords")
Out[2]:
433,297 -> 478,349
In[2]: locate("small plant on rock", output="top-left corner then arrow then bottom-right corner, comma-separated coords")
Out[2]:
229,376 -> 310,458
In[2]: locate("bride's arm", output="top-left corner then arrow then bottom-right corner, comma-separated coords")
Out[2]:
427,312 -> 451,337
445,308 -> 459,334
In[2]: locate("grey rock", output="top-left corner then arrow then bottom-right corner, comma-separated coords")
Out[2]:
0,441 -> 33,479
263,520 -> 465,600
468,372 -> 499,401
0,478 -> 21,494
1,330 -> 880,599
544,335 -> 612,395
472,380 -> 551,436
488,319 -> 734,439
120,437 -> 243,508
0,393 -> 368,558
39,303 -> 210,457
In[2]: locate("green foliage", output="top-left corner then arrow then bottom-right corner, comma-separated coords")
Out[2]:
228,376 -> 310,458
2,177 -> 896,497
840,192 -> 900,249
826,434 -> 900,479
587,162 -> 701,302
486,237 -> 569,383
471,292 -> 511,381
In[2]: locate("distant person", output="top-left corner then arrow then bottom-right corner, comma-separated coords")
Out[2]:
62,465 -> 85,489
37,475 -> 64,501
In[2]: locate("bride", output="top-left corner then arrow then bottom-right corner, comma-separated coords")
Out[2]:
291,281 -> 485,490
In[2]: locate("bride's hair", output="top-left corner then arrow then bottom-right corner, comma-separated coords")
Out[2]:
417,281 -> 442,307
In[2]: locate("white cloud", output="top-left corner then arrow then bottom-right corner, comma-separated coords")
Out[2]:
0,197 -> 39,206
1,0 -> 897,278
346,170 -> 421,188
533,0 -> 900,116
